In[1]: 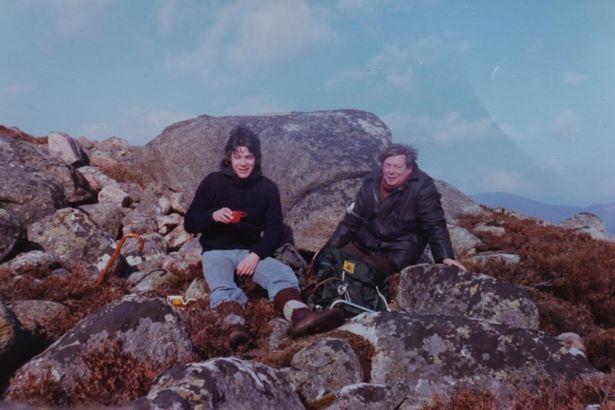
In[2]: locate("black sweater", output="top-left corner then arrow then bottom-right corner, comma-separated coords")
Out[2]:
184,164 -> 284,259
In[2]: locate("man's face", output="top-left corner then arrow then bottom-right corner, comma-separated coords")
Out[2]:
231,146 -> 256,179
382,154 -> 412,186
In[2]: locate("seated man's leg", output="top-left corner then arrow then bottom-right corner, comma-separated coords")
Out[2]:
251,252 -> 344,337
202,249 -> 248,309
202,249 -> 251,348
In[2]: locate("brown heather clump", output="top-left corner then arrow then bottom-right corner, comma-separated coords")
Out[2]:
0,267 -> 128,338
99,162 -> 145,187
458,210 -> 615,373
7,339 -> 169,407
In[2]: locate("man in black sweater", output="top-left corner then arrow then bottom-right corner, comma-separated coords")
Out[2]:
185,126 -> 343,348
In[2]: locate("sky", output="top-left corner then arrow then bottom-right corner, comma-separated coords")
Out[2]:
1,0 -> 614,206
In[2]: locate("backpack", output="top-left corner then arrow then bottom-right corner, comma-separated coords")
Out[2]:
308,245 -> 390,317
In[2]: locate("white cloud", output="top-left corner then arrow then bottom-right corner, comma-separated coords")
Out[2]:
546,108 -> 581,141
170,0 -> 337,78
562,71 -> 589,85
326,36 -> 469,93
383,111 -> 498,145
47,0 -> 112,34
80,106 -> 194,145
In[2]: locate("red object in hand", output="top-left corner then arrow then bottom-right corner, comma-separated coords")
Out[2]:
229,211 -> 247,223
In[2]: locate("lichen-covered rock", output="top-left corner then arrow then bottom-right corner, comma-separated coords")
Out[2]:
396,264 -> 538,329
79,202 -> 124,239
6,296 -> 196,402
285,178 -> 363,253
326,382 -> 415,410
98,184 -> 132,207
26,208 -> 123,278
340,311 -> 596,405
136,358 -> 304,410
473,222 -> 506,237
0,208 -> 24,262
9,299 -> 70,341
469,251 -> 521,266
0,299 -> 27,386
561,212 -> 613,242
284,338 -> 363,403
77,165 -> 118,191
47,131 -> 88,167
447,224 -> 482,257
0,250 -> 57,277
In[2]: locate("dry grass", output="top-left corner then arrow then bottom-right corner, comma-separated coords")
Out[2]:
99,162 -> 145,187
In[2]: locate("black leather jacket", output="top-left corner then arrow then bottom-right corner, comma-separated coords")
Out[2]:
328,165 -> 455,270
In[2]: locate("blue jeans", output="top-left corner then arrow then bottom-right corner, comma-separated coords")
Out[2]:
202,249 -> 300,309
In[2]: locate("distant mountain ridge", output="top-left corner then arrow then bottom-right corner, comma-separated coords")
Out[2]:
471,192 -> 615,236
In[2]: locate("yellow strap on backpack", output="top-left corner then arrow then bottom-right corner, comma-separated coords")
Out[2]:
342,260 -> 356,274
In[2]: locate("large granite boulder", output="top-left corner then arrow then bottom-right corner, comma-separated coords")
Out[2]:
395,264 -> 539,329
141,110 -> 390,251
136,358 -> 304,409
6,296 -> 196,404
0,135 -> 94,226
435,179 -> 484,223
340,311 -> 596,405
47,131 -> 88,167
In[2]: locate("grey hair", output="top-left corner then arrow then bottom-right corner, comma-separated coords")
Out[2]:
379,143 -> 418,168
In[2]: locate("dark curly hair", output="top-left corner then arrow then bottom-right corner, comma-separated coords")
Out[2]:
222,125 -> 262,168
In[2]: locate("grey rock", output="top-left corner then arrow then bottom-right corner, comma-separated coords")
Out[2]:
130,267 -> 178,293
340,311 -> 596,405
98,184 -> 132,207
396,264 -> 538,329
121,233 -> 168,269
6,296 -> 196,402
185,277 -> 208,301
0,299 -> 24,361
27,208 -> 122,278
469,251 -> 521,266
327,382 -> 415,410
473,222 -> 506,237
79,202 -> 124,239
435,179 -> 484,223
561,212 -> 613,241
285,178 -> 363,253
165,224 -> 192,251
0,208 -> 24,262
47,131 -> 88,167
448,224 -> 482,257
137,358 -> 304,410
156,213 -> 182,235
9,299 -> 70,341
77,165 -> 118,191
2,250 -> 57,277
287,337 -> 363,402
122,208 -> 158,236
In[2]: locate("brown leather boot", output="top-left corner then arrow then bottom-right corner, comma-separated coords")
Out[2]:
273,287 -> 345,338
216,301 -> 252,349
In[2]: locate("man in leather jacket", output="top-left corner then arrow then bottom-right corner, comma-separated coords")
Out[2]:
328,143 -> 466,274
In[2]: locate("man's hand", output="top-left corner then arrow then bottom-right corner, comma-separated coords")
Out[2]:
442,257 -> 467,271
212,207 -> 233,224
236,252 -> 260,276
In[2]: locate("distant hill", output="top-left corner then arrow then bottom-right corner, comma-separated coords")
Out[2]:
471,192 -> 615,235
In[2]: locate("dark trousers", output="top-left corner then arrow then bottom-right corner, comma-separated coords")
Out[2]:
340,242 -> 397,275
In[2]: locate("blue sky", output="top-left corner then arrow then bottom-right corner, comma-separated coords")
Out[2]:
1,0 -> 614,206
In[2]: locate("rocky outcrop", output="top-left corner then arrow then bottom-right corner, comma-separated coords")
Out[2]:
6,296 -> 196,402
284,337 -> 363,403
435,179 -> 484,223
47,131 -> 88,167
136,358 -> 304,409
9,299 -> 70,342
0,135 -> 94,226
340,311 -> 596,405
396,264 -> 539,329
561,212 -> 613,242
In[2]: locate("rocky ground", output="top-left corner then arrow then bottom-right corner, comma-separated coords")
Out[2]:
1,112 -> 614,409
